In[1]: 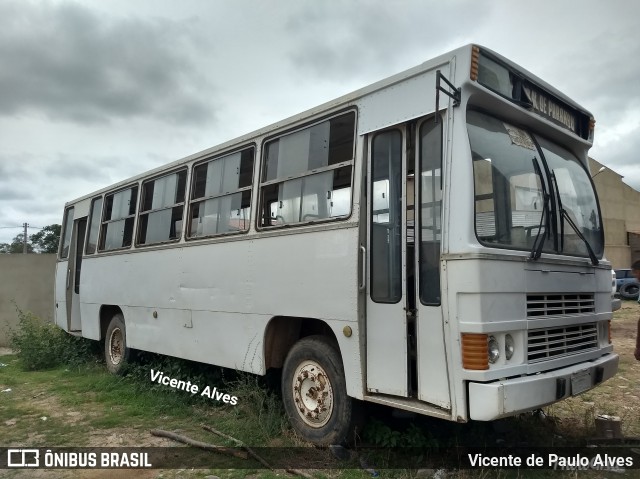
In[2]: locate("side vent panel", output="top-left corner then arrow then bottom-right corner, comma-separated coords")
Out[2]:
527,293 -> 595,318
528,323 -> 598,362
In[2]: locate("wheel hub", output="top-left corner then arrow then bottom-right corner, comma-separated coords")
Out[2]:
109,328 -> 123,365
292,360 -> 334,428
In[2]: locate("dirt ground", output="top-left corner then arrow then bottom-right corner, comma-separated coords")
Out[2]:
2,302 -> 639,478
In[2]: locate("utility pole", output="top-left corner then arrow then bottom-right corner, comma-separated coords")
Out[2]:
23,222 -> 28,254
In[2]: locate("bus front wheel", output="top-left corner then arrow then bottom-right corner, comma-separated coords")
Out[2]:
281,335 -> 356,445
104,313 -> 130,375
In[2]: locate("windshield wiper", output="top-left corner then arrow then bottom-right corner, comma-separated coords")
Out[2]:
550,170 -> 564,251
529,158 -> 550,261
551,170 -> 599,266
557,207 -> 599,265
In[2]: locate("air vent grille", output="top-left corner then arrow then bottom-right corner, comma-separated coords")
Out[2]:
528,323 -> 598,362
527,293 -> 595,318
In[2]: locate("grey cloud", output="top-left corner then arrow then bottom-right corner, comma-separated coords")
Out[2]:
285,1 -> 485,80
0,1 -> 215,125
554,24 -> 640,117
592,126 -> 640,191
0,185 -> 31,201
11,152 -> 161,189
41,153 -> 134,184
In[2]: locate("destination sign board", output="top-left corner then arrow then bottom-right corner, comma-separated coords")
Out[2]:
523,84 -> 579,135
475,49 -> 589,139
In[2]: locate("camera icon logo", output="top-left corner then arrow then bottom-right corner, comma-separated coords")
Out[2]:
7,449 -> 40,468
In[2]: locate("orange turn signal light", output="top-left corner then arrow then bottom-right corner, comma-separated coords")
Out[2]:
461,333 -> 489,370
470,46 -> 480,81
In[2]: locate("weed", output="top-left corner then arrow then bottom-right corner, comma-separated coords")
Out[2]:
363,418 -> 437,447
103,349 -> 289,444
226,373 -> 288,441
122,350 -> 226,397
9,307 -> 98,370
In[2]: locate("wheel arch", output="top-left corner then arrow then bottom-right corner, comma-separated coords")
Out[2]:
263,316 -> 340,370
99,305 -> 123,341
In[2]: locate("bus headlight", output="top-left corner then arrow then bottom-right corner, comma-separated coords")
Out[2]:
488,336 -> 500,364
505,334 -> 515,360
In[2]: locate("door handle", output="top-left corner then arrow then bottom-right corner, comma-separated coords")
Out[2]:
359,245 -> 366,290
66,268 -> 71,289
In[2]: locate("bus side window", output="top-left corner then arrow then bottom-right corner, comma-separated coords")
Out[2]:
99,186 -> 138,251
188,148 -> 254,238
260,112 -> 355,227
138,169 -> 187,245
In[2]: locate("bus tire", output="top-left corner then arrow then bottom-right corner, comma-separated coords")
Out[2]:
619,282 -> 640,300
281,335 -> 355,445
104,313 -> 130,375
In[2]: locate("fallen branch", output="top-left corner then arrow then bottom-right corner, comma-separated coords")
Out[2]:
150,429 -> 247,459
201,425 -> 243,446
202,425 -> 271,469
201,424 -> 314,479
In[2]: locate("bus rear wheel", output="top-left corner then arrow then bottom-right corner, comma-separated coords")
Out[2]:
281,335 -> 355,445
104,313 -> 130,375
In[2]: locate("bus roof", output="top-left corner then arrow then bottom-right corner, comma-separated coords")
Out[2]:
65,43 -> 592,207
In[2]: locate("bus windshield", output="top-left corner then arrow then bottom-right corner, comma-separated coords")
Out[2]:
467,110 -> 603,259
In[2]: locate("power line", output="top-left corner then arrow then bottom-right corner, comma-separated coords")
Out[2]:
0,225 -> 43,229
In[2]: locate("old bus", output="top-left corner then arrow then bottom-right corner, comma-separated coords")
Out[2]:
55,44 -> 618,444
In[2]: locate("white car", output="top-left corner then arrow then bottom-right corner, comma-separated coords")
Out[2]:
612,269 -> 621,312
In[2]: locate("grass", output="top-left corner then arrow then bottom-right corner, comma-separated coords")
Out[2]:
1,302 -> 639,478
545,300 -> 640,439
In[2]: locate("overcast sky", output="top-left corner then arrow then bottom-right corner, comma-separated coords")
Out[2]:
1,0 -> 638,244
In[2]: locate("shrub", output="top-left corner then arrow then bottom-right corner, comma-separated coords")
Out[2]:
9,308 -> 97,370
122,350 -> 226,394
363,417 -> 438,447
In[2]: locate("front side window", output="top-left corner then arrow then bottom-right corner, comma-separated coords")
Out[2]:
99,186 -> 138,251
260,112 -> 355,227
467,110 -> 603,259
85,197 -> 103,254
188,148 -> 254,238
138,170 -> 187,245
419,119 -> 443,305
60,207 -> 74,259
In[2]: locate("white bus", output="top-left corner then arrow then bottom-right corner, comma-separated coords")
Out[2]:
55,44 -> 618,445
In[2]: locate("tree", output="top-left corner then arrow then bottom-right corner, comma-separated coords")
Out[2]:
30,224 -> 61,254
0,224 -> 61,254
0,233 -> 34,254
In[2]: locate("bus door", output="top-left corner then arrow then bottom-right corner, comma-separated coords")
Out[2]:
65,217 -> 87,332
366,127 -> 409,397
413,118 -> 450,408
365,118 -> 451,405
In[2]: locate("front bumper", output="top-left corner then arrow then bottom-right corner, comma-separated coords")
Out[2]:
611,297 -> 622,312
468,353 -> 619,421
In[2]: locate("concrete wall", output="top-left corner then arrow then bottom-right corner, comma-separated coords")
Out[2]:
590,158 -> 640,269
629,233 -> 640,266
0,254 -> 56,347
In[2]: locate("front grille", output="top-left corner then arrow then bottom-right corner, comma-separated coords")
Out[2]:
528,323 -> 598,362
526,293 -> 595,318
